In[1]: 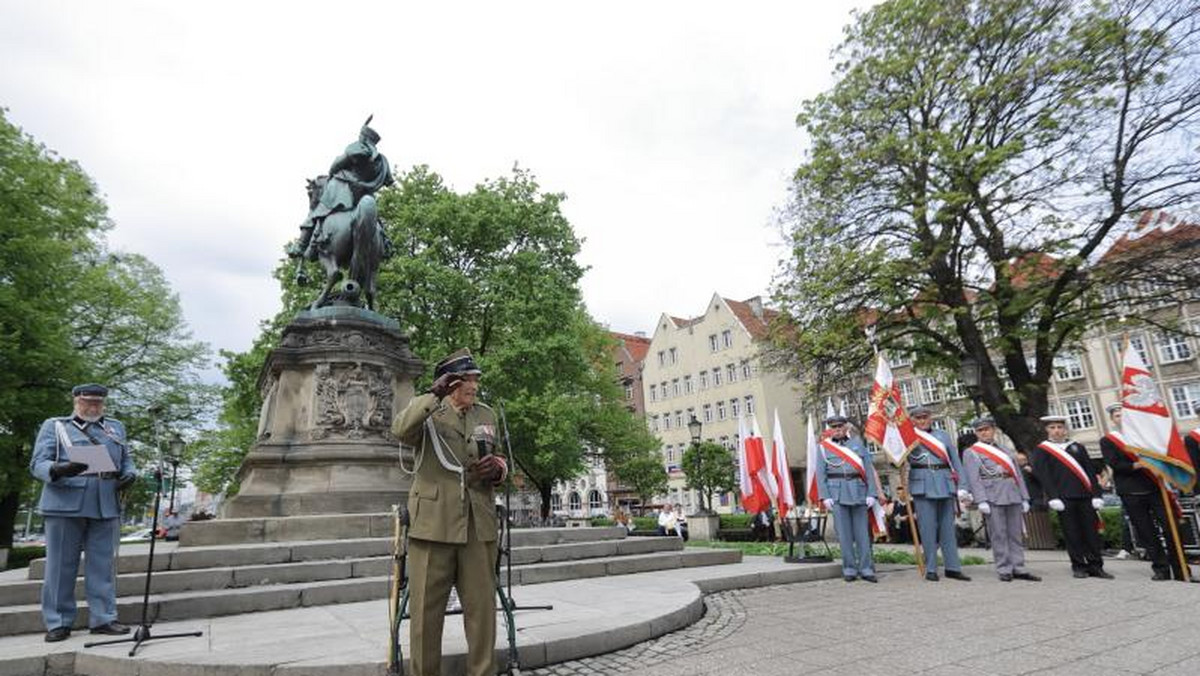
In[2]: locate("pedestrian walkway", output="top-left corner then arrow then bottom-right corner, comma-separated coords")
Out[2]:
533,553 -> 1200,676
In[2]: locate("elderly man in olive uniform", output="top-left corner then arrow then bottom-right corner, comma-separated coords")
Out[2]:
962,417 -> 1041,582
907,406 -> 970,582
392,349 -> 508,676
816,415 -> 879,583
29,384 -> 137,642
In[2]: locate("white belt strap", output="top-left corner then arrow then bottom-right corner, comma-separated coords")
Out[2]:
425,418 -> 466,500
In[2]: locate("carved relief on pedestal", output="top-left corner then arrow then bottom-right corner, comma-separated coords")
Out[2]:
311,362 -> 395,441
281,329 -> 401,358
257,372 -> 280,440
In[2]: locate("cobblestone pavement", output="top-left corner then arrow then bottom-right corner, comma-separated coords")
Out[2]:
528,556 -> 1200,676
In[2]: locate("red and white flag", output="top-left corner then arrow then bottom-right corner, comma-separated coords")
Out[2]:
751,414 -> 779,506
864,353 -> 919,466
1119,344 -> 1196,492
804,414 -> 821,506
737,414 -> 772,513
771,409 -> 796,516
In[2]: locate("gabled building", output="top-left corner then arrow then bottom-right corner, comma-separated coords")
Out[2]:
641,293 -> 806,513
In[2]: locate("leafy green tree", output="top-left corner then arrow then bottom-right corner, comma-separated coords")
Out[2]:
0,109 -> 212,544
204,165 -> 654,517
608,451 -> 669,516
681,442 -> 737,514
770,0 -> 1200,451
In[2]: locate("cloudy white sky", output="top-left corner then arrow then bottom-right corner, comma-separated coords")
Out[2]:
1,0 -> 872,371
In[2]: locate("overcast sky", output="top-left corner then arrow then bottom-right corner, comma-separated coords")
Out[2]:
1,0 -> 873,373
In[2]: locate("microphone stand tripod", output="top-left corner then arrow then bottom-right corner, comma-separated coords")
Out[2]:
86,419 -> 202,656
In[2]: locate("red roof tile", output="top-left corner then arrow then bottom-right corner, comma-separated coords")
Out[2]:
610,331 -> 651,363
723,297 -> 778,340
1100,210 -> 1200,264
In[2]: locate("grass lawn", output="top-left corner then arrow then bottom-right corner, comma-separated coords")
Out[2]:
686,540 -> 986,566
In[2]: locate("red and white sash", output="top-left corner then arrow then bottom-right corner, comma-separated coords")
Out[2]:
968,442 -> 1018,478
914,428 -> 958,479
1189,429 -> 1200,445
1037,440 -> 1093,492
820,439 -> 866,482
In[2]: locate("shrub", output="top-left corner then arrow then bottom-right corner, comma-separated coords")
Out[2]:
719,513 -> 753,529
4,545 -> 46,571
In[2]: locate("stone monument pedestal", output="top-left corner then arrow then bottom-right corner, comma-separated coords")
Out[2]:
216,307 -> 423,520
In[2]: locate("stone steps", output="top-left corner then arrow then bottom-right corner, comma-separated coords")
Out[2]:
5,536 -> 686,606
0,547 -> 740,636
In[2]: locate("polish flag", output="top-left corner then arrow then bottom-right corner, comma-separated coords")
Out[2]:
751,414 -> 779,506
738,414 -> 771,513
864,353 -> 919,466
804,414 -> 821,505
1119,344 -> 1196,492
771,409 -> 796,516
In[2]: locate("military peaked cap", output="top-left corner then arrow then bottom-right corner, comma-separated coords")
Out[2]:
909,405 -> 933,417
824,415 -> 849,426
1040,414 -> 1068,424
1105,403 -> 1122,414
433,348 -> 482,381
971,417 -> 996,430
71,384 -> 108,398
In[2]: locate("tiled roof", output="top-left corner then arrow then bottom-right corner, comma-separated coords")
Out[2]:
1099,210 -> 1200,264
610,331 -> 651,363
723,297 -> 778,340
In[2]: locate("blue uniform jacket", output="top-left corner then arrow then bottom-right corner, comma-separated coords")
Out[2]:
908,428 -> 961,499
30,417 -> 136,519
815,437 -> 878,505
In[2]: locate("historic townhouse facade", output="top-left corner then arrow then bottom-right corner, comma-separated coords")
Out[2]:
641,294 -> 806,513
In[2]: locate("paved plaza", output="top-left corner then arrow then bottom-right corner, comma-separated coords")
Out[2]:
530,551 -> 1200,676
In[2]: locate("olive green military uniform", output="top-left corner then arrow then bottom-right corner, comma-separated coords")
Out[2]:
393,391 -> 499,676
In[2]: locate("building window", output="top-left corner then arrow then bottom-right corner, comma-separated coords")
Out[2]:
569,492 -> 582,513
1157,332 -> 1192,364
1112,334 -> 1151,367
699,371 -> 709,390
712,368 -> 723,386
658,351 -> 666,367
722,329 -> 733,348
745,395 -> 755,414
919,377 -> 942,404
730,398 -> 741,418
625,384 -> 633,400
1170,382 -> 1200,418
727,364 -> 738,383
684,375 -> 693,394
551,493 -> 562,512
1063,397 -> 1096,430
686,407 -> 695,424
899,380 -> 916,407
891,352 -> 912,368
649,384 -> 657,402
661,381 -> 669,398
650,415 -> 659,432
741,361 -> 752,380
588,489 -> 602,512
717,400 -> 727,420
709,334 -> 719,352
675,410 -> 684,428
931,418 -> 948,431
1054,353 -> 1085,381
703,404 -> 713,423
672,379 -> 681,397
857,390 -> 871,416
669,347 -> 678,364
719,435 -> 729,449
663,414 -> 671,430
946,379 -> 967,400
664,444 -> 673,463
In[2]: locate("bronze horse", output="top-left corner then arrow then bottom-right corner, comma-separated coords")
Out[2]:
295,175 -> 390,310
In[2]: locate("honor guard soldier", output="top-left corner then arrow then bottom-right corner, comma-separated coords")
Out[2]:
1099,404 -> 1183,580
1032,415 -> 1112,579
962,418 -> 1041,582
29,384 -> 138,642
907,406 -> 970,582
816,415 -> 879,582
392,349 -> 508,676
1185,406 -> 1200,496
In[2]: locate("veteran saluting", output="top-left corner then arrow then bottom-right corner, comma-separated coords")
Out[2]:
392,349 -> 508,676
816,415 -> 879,583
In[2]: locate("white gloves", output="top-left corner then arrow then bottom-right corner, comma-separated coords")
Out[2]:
957,489 -> 972,501
978,502 -> 991,515
1022,501 -> 1030,513
1048,499 -> 1065,512
822,498 -> 835,510
1091,497 -> 1104,510
865,496 -> 877,508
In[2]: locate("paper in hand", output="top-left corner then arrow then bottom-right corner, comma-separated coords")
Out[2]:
65,445 -> 117,474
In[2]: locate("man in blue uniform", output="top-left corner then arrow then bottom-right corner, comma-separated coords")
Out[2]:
907,406 -> 970,581
816,415 -> 879,582
29,384 -> 137,642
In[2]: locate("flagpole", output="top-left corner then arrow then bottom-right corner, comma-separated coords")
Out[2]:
864,329 -> 925,572
1120,333 -> 1193,582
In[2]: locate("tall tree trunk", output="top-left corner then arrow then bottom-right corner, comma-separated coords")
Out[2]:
0,490 -> 20,550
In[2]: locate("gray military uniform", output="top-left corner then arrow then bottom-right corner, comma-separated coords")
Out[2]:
962,442 -> 1030,577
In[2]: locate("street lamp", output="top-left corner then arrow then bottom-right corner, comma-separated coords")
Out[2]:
687,415 -> 704,513
166,432 -> 185,514
959,355 -> 983,417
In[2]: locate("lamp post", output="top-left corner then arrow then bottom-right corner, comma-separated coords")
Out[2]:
687,414 -> 704,513
166,432 -> 184,514
959,355 -> 983,417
